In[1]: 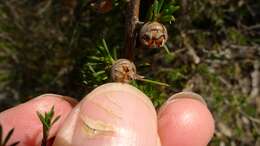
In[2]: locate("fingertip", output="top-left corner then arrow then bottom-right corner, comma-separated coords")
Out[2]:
32,93 -> 78,107
0,94 -> 75,146
54,83 -> 158,146
158,92 -> 215,146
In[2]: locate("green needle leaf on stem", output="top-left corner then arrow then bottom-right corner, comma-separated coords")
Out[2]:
153,0 -> 159,18
146,0 -> 179,23
138,78 -> 170,87
37,106 -> 61,146
102,39 -> 114,64
82,39 -> 117,86
157,0 -> 164,14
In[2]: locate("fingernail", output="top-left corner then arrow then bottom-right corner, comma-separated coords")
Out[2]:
158,92 -> 207,117
71,83 -> 158,146
167,91 -> 207,105
36,94 -> 78,107
53,105 -> 81,146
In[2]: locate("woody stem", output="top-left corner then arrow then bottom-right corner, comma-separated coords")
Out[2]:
123,0 -> 141,61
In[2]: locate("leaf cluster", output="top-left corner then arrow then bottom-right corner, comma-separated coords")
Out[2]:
37,106 -> 60,146
81,39 -> 117,87
146,0 -> 179,23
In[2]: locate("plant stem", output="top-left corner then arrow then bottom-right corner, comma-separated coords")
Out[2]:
138,78 -> 170,87
41,127 -> 48,146
123,0 -> 141,61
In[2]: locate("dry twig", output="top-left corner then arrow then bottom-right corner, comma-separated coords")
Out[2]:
181,32 -> 200,64
250,61 -> 259,98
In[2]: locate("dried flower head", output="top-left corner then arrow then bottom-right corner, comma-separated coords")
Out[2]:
139,21 -> 168,48
111,59 -> 138,83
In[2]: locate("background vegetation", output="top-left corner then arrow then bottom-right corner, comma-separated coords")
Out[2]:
0,0 -> 259,145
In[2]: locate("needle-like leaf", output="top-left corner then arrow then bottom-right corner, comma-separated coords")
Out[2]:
37,106 -> 61,146
9,141 -> 20,146
2,128 -> 14,146
0,125 -> 2,145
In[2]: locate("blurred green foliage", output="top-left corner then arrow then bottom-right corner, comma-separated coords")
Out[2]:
146,0 -> 179,23
0,0 -> 259,145
81,39 -> 116,87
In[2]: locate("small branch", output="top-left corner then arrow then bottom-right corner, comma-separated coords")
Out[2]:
181,32 -> 200,64
180,0 -> 188,15
4,1 -> 24,31
247,24 -> 260,30
250,61 -> 259,98
123,0 -> 141,61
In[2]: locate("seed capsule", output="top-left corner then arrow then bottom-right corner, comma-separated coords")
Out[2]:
111,59 -> 137,83
139,21 -> 168,48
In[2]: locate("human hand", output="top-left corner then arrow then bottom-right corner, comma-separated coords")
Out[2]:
0,83 -> 215,146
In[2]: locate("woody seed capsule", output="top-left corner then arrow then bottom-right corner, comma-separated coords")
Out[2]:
139,21 -> 168,48
111,59 -> 137,83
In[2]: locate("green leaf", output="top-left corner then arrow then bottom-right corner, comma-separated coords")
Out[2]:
112,48 -> 117,60
0,124 -> 2,145
49,106 -> 55,120
147,0 -> 179,23
153,0 -> 159,17
94,70 -> 106,76
51,115 -> 61,125
162,5 -> 179,15
162,8 -> 171,15
163,44 -> 170,54
139,78 -> 169,87
157,0 -> 164,14
37,106 -> 61,146
87,64 -> 96,74
37,112 -> 49,128
160,15 -> 175,23
37,112 -> 45,123
2,128 -> 14,146
102,39 -> 114,63
146,6 -> 154,21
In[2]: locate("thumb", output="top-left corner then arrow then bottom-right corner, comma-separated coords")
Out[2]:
53,83 -> 160,146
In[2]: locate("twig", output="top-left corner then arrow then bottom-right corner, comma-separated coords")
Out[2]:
218,76 -> 232,89
180,0 -> 188,15
181,32 -> 200,64
123,0 -> 141,61
4,1 -> 24,31
248,24 -> 260,30
37,0 -> 52,15
250,61 -> 259,98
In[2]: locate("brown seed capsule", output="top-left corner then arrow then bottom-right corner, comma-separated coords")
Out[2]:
139,21 -> 168,48
111,59 -> 137,83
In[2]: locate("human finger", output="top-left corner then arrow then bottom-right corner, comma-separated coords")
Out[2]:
157,92 -> 215,146
0,94 -> 76,146
53,83 -> 160,146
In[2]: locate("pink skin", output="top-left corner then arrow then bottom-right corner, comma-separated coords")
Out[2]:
0,83 -> 215,146
0,94 -> 75,146
158,93 -> 215,146
53,83 -> 159,146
